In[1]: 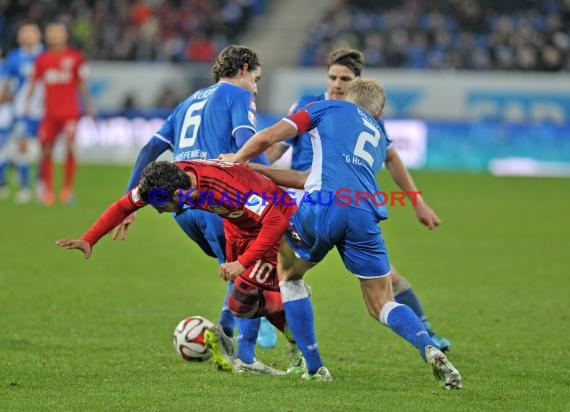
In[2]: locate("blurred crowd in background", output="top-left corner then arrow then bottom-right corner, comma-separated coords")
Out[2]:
1,0 -> 267,63
300,0 -> 570,71
3,0 -> 570,71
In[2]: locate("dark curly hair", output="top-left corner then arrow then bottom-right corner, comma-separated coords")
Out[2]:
211,45 -> 261,82
138,161 -> 191,204
327,48 -> 364,77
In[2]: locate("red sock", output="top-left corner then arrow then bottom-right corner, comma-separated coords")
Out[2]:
63,151 -> 76,191
41,155 -> 54,193
261,290 -> 287,333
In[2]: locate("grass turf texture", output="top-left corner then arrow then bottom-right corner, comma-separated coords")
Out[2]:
1,165 -> 569,411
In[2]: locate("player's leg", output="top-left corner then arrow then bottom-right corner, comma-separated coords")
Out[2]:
391,266 -> 452,351
223,277 -> 285,375
343,214 -> 438,356
343,213 -> 461,389
278,238 -> 325,378
359,276 -> 462,389
38,118 -> 57,205
60,118 -> 78,204
258,287 -> 306,374
278,201 -> 340,381
14,119 -> 40,204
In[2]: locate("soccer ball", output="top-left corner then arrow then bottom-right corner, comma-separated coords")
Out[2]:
173,316 -> 214,361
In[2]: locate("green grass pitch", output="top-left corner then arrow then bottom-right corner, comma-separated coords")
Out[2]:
1,165 -> 569,411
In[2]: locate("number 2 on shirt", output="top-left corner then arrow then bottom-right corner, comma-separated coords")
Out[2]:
353,116 -> 381,167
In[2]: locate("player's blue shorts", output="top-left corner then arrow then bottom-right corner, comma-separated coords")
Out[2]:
286,192 -> 391,278
14,117 -> 41,138
173,207 -> 226,264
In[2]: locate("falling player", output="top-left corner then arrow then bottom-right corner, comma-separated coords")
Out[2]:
56,159 -> 303,375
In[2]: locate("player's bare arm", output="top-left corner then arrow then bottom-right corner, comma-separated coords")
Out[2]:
220,119 -> 298,163
384,147 -> 441,229
56,192 -> 144,257
247,162 -> 308,189
264,143 -> 289,164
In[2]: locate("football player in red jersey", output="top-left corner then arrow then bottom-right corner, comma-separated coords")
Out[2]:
56,160 -> 302,375
26,22 -> 95,205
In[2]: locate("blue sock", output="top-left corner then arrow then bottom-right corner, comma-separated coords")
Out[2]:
281,280 -> 322,374
235,317 -> 260,364
219,282 -> 236,337
382,302 -> 435,361
18,162 -> 29,188
395,288 -> 427,322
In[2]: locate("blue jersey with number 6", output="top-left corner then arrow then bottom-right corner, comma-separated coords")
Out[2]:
155,81 -> 256,162
286,100 -> 388,219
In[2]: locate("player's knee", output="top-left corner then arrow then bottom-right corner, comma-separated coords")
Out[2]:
278,266 -> 302,281
392,274 -> 412,295
227,283 -> 263,318
228,302 -> 260,318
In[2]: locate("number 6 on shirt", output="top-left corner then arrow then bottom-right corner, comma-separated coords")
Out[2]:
179,100 -> 207,148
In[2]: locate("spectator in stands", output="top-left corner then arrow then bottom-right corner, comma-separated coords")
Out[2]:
1,0 -> 267,64
299,0 -> 570,72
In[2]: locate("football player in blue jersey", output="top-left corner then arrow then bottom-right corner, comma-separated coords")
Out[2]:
0,23 -> 43,203
222,79 -> 462,389
111,45 -> 280,374
266,48 -> 452,352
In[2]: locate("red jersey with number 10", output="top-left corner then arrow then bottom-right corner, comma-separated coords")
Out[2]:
33,47 -> 87,118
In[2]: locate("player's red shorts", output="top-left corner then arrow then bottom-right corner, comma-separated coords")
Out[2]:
226,235 -> 280,291
225,235 -> 284,321
38,116 -> 79,145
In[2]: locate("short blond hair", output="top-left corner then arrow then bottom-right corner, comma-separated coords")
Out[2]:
344,79 -> 386,116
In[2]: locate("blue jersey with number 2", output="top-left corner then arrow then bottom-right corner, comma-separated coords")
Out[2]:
288,100 -> 389,219
155,81 -> 256,162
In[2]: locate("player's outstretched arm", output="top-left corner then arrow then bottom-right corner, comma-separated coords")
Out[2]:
57,192 -> 144,258
55,239 -> 92,259
221,119 -> 298,163
112,138 -> 172,240
414,201 -> 441,230
384,147 -> 441,229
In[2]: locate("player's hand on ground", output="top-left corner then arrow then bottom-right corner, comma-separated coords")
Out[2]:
218,153 -> 236,163
112,212 -> 136,240
219,261 -> 246,281
415,202 -> 441,230
55,239 -> 92,259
